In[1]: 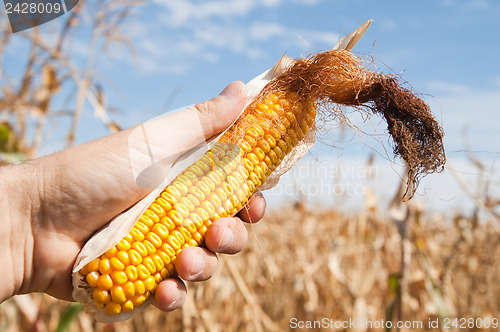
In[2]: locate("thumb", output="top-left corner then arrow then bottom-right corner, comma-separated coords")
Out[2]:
191,80 -> 248,141
126,81 -> 247,188
128,81 -> 247,165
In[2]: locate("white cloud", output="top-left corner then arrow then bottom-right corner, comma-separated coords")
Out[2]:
427,80 -> 470,95
249,22 -> 287,41
441,0 -> 500,13
98,0 -> 338,75
153,0 -> 257,26
379,18 -> 397,31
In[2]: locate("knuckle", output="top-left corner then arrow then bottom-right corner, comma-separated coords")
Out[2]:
194,99 -> 217,115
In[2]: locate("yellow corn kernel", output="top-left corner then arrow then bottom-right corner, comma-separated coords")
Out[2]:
104,247 -> 118,259
96,275 -> 113,290
139,215 -> 155,228
79,264 -> 89,276
189,185 -> 205,202
193,232 -> 203,245
92,288 -> 111,304
172,180 -> 188,196
98,259 -> 112,275
144,209 -> 160,223
86,271 -> 100,288
143,240 -> 156,255
131,294 -> 146,307
124,265 -> 138,281
122,300 -> 135,312
116,251 -> 130,266
167,264 -> 176,276
166,234 -> 181,251
110,257 -> 125,271
168,210 -> 183,226
87,259 -> 100,273
153,272 -> 162,284
180,197 -> 195,212
182,218 -> 197,234
152,224 -> 169,240
110,286 -> 127,304
143,256 -> 157,274
132,242 -> 148,257
174,203 -> 190,218
130,228 -> 145,242
116,239 -> 132,251
104,302 -> 122,315
146,232 -> 162,249
111,271 -> 128,285
151,254 -> 165,271
137,265 -> 150,280
161,216 -> 176,231
156,250 -> 171,266
128,249 -> 143,265
179,228 -> 192,242
123,282 -> 136,298
144,276 -> 156,292
133,280 -> 146,295
135,221 -> 149,234
149,203 -> 166,217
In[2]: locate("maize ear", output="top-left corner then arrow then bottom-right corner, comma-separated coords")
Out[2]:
78,91 -> 316,315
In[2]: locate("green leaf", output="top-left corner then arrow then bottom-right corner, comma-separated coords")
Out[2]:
388,273 -> 399,296
0,152 -> 27,164
0,123 -> 19,153
55,303 -> 84,332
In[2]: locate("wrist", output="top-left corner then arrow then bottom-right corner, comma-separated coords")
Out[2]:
0,162 -> 39,301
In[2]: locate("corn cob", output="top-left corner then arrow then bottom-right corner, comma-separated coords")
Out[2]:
78,91 -> 316,315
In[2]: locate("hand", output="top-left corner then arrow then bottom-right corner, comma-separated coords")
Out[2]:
0,81 -> 266,312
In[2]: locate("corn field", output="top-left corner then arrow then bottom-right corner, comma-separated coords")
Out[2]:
1,193 -> 499,331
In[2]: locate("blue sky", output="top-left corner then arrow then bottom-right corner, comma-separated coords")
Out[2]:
2,0 -> 500,212
96,0 -> 500,154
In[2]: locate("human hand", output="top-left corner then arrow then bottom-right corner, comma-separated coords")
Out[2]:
0,81 -> 266,312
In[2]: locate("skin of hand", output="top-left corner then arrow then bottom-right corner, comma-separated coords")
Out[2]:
0,81 -> 266,312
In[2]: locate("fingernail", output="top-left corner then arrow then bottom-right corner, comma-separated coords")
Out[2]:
253,191 -> 263,198
220,82 -> 242,99
218,227 -> 234,251
189,253 -> 205,279
169,288 -> 181,308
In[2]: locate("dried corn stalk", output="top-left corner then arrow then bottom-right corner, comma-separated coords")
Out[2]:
72,20 -> 445,322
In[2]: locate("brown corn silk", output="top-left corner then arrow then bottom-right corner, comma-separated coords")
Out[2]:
264,49 -> 445,198
76,49 -> 444,320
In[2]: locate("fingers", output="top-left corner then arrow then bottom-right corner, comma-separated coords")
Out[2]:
205,217 -> 248,254
154,278 -> 187,312
174,246 -> 218,282
237,192 -> 266,224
